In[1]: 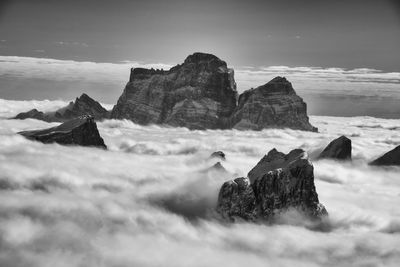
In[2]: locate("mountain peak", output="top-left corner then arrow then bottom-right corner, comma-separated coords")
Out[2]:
184,52 -> 224,65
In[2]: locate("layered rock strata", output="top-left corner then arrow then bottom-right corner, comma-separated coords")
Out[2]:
111,52 -> 317,131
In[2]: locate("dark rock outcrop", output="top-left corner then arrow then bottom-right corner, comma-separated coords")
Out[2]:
231,77 -> 317,132
210,151 -> 226,161
216,177 -> 256,221
318,135 -> 352,160
18,115 -> 107,148
14,94 -> 109,122
217,148 -> 327,222
369,145 -> 400,166
111,53 -> 317,131
14,109 -> 48,121
111,53 -> 237,129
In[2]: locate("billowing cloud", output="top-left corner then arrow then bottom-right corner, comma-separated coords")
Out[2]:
0,99 -> 400,266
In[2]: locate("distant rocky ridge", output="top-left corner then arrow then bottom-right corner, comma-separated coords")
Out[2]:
14,94 -> 109,122
111,52 -> 317,131
217,148 -> 327,222
18,115 -> 107,148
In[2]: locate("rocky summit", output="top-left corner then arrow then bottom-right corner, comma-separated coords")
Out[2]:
231,77 -> 317,131
369,145 -> 400,166
18,115 -> 107,148
111,52 -> 317,131
217,148 -> 327,222
14,93 -> 109,122
111,53 -> 237,129
318,135 -> 352,160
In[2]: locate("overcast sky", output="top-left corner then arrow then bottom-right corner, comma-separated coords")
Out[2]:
0,0 -> 399,71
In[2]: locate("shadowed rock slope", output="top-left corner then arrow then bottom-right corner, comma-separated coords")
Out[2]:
18,115 -> 107,148
217,148 -> 327,222
318,135 -> 352,160
14,94 -> 109,122
369,145 -> 400,166
111,52 -> 317,131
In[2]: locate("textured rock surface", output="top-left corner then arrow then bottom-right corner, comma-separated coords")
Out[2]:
318,135 -> 352,160
217,148 -> 327,222
111,53 -> 317,131
231,77 -> 317,132
216,177 -> 256,221
14,94 -> 109,122
369,145 -> 400,166
111,53 -> 237,129
18,115 -> 107,148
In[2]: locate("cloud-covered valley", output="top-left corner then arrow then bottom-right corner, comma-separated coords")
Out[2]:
0,99 -> 400,266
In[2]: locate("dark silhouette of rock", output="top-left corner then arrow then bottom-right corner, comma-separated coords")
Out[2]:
318,135 -> 352,160
14,109 -> 48,121
231,77 -> 317,132
111,52 -> 237,129
217,148 -> 327,222
14,94 -> 109,122
18,115 -> 107,148
210,151 -> 226,161
369,145 -> 400,166
111,53 -> 317,132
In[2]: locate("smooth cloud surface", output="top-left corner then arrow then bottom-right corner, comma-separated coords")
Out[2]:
0,99 -> 400,266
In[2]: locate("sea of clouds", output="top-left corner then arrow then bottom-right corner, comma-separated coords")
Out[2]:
0,99 -> 400,266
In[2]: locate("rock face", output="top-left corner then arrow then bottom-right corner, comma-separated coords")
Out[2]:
18,115 -> 107,148
14,94 -> 109,122
318,135 -> 352,160
217,177 -> 256,221
231,77 -> 317,132
111,52 -> 317,131
217,148 -> 327,222
111,53 -> 237,129
369,145 -> 400,166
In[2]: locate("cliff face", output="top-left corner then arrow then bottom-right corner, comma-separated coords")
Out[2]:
112,53 -> 317,131
14,94 -> 109,122
217,148 -> 327,222
111,53 -> 238,129
231,77 -> 317,132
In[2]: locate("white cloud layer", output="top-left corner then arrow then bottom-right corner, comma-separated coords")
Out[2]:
0,99 -> 400,266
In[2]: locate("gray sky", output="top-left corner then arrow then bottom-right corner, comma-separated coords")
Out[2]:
0,0 -> 399,71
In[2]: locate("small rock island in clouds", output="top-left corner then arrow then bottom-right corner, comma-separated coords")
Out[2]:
0,1 -> 400,267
